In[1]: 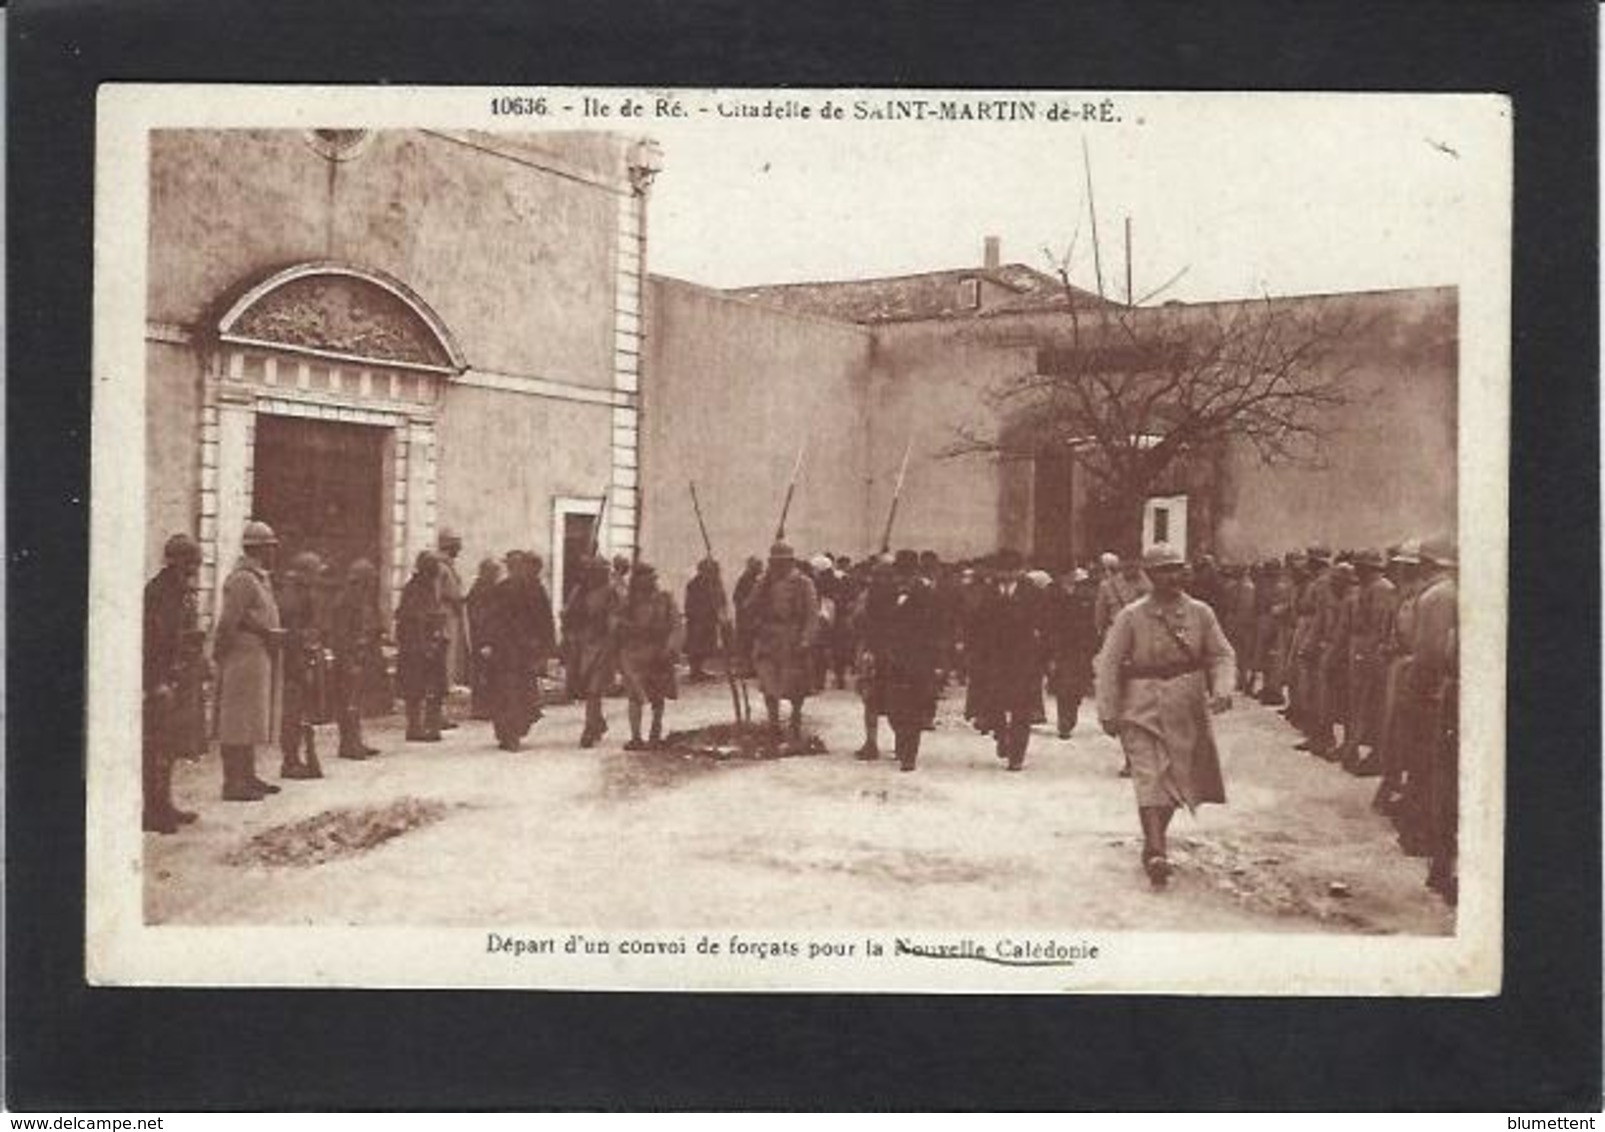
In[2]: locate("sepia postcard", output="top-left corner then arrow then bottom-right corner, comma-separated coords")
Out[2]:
87,84 -> 1509,993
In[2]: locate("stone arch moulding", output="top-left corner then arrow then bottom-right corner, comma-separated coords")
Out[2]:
216,260 -> 468,376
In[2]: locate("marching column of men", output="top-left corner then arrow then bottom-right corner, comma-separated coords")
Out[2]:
144,519 -> 1457,904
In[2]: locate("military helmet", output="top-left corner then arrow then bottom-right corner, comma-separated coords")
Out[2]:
163,532 -> 201,565
1306,544 -> 1332,562
769,541 -> 796,561
1420,534 -> 1457,569
1391,538 -> 1423,566
241,519 -> 278,548
1354,548 -> 1386,570
289,550 -> 324,577
437,527 -> 462,548
1143,543 -> 1185,570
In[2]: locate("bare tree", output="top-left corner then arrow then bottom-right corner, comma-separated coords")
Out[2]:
944,275 -> 1369,555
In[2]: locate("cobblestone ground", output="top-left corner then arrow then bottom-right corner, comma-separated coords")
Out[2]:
146,678 -> 1455,935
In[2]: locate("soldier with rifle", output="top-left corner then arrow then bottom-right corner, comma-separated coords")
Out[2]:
277,550 -> 329,780
329,558 -> 382,760
616,562 -> 684,749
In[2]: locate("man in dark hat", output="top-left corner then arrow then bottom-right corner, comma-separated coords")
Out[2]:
851,555 -> 897,760
616,562 -> 682,749
466,556 -> 504,719
1045,565 -> 1098,739
877,550 -> 943,771
683,557 -> 730,683
143,533 -> 206,832
741,541 -> 820,744
276,549 -> 328,780
1095,543 -> 1236,888
328,558 -> 382,760
964,548 -> 1048,770
484,551 -> 556,752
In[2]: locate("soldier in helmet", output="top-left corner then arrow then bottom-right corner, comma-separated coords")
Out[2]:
143,533 -> 207,832
563,556 -> 622,747
1095,552 -> 1151,641
211,520 -> 287,802
276,549 -> 328,779
741,541 -> 820,745
1407,535 -> 1459,903
329,558 -> 382,760
1339,548 -> 1398,775
1094,543 -> 1236,888
615,562 -> 683,750
395,550 -> 448,742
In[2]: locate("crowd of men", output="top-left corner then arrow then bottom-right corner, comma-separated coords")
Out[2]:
142,520 -> 1457,901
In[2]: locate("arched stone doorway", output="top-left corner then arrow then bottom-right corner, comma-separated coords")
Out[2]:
198,261 -> 465,618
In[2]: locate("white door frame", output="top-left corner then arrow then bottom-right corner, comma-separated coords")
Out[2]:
1142,494 -> 1188,558
551,495 -> 607,608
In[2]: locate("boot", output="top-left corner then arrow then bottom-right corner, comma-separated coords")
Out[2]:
1006,724 -> 1027,771
405,699 -> 426,741
299,725 -> 324,778
421,698 -> 444,741
339,713 -> 372,760
161,756 -> 197,824
241,745 -> 280,794
787,703 -> 804,743
1138,806 -> 1172,888
221,745 -> 265,802
896,731 -> 918,773
649,706 -> 665,749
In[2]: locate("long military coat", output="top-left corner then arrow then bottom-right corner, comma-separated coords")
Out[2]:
1094,593 -> 1236,809
212,556 -> 283,746
743,568 -> 819,700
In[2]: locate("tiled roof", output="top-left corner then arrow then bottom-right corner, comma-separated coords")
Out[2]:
725,263 -> 1111,324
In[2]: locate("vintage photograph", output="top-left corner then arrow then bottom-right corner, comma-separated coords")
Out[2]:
87,86 -> 1508,992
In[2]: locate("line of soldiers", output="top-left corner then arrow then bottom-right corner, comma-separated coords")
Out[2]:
1219,538 -> 1461,903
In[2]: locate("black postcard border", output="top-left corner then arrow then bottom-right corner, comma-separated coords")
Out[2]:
7,0 -> 1600,1112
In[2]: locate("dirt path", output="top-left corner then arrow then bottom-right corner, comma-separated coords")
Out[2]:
146,682 -> 1454,936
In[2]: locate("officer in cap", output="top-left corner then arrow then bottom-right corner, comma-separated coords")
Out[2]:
212,520 -> 287,802
143,533 -> 207,832
1094,543 -> 1236,887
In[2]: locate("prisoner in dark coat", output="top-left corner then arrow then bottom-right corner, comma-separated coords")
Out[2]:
964,549 -> 1048,770
395,550 -> 448,742
878,550 -> 943,772
143,534 -> 206,833
465,556 -> 504,720
485,551 -> 556,752
683,558 -> 729,682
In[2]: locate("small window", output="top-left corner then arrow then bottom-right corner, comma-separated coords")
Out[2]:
959,278 -> 981,309
1154,507 -> 1170,545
